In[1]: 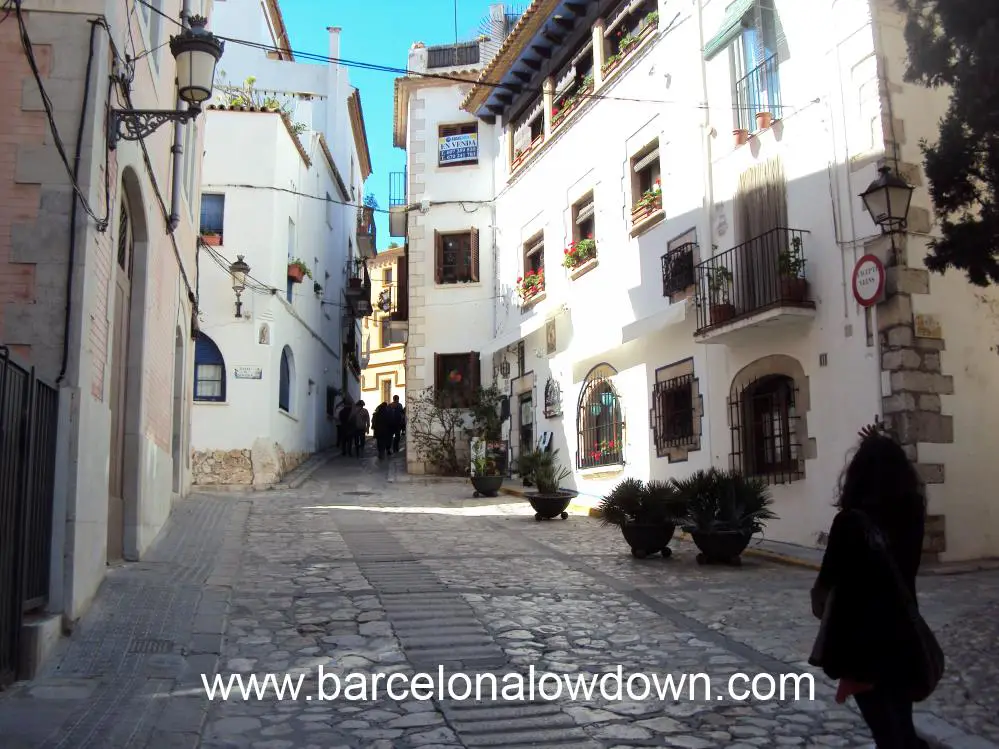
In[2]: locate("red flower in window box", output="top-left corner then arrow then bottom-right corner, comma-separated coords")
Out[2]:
562,238 -> 597,270
516,268 -> 545,301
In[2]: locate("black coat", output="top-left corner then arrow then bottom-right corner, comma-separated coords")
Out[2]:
813,507 -> 925,685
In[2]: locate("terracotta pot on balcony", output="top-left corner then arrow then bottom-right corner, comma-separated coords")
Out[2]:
710,303 -> 736,325
201,233 -> 221,246
733,128 -> 750,146
756,112 -> 773,130
780,276 -> 808,303
348,277 -> 362,289
287,264 -> 305,283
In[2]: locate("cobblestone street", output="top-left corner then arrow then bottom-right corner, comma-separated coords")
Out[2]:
2,448 -> 997,749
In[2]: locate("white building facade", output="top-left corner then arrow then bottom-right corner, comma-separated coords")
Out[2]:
191,3 -> 373,486
399,0 -> 999,563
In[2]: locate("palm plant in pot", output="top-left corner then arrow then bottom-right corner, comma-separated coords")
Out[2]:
517,448 -> 542,487
470,455 -> 503,498
597,479 -> 687,558
526,450 -> 575,521
674,468 -> 777,565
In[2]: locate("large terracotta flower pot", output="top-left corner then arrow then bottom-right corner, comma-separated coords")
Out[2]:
780,277 -> 808,303
288,264 -> 305,283
526,491 -> 575,521
710,303 -> 736,325
621,522 -> 676,559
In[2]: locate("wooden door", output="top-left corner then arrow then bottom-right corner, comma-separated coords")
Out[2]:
107,198 -> 134,563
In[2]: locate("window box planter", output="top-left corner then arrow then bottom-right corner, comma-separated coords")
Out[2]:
570,256 -> 599,280
551,83 -> 593,130
516,270 -> 545,304
201,232 -> 222,246
562,238 -> 596,273
512,135 -> 543,171
602,14 -> 659,77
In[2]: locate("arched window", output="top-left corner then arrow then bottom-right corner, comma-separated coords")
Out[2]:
193,333 -> 225,402
577,363 -> 624,469
279,345 -> 294,412
733,374 -> 800,481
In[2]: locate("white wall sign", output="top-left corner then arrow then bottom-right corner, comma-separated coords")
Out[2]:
439,133 -> 478,165
234,366 -> 263,380
852,254 -> 885,307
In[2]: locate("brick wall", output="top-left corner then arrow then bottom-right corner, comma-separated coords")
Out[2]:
0,21 -> 47,363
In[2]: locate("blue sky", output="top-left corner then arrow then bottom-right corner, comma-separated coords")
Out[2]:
278,0 -> 498,249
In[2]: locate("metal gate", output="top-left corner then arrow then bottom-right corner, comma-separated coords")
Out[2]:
0,348 -> 58,688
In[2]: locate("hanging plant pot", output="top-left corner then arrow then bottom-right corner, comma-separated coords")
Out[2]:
755,111 -> 773,130
287,264 -> 305,283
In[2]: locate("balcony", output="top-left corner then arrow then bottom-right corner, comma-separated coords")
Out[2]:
693,228 -> 815,344
734,54 -> 783,133
389,171 -> 407,238
346,259 -> 373,318
390,254 -> 408,327
357,205 -> 376,256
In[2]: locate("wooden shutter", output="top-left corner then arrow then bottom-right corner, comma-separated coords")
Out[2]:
470,228 -> 480,282
396,254 -> 408,319
434,230 -> 442,284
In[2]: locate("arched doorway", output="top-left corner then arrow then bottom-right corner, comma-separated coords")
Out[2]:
107,191 -> 135,563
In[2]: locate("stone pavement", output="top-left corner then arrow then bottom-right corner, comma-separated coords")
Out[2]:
1,443 -> 997,749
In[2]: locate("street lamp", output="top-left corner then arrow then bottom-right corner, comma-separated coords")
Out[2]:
229,255 -> 250,318
860,165 -> 914,233
108,16 -> 224,149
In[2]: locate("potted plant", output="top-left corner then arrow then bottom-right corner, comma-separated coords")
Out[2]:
471,455 -> 504,498
756,111 -> 773,130
517,449 -> 542,487
314,281 -> 323,296
525,449 -> 575,521
633,180 -> 662,221
348,258 -> 365,289
562,237 -> 597,270
200,230 -> 221,246
674,469 -> 777,565
778,235 -> 808,302
597,478 -> 686,558
516,268 -> 545,301
288,258 -> 311,283
706,265 -> 735,324
733,128 -> 749,146
642,10 -> 659,31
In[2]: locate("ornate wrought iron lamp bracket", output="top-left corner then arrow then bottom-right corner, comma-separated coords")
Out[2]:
108,107 -> 202,150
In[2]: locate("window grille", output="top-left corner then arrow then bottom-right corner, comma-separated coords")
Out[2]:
729,374 -> 803,484
651,373 -> 695,454
576,364 -> 625,469
661,242 -> 695,297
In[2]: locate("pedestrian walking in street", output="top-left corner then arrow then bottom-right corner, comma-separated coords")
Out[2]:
373,402 -> 392,459
351,400 -> 370,457
809,417 -> 943,748
387,395 -> 405,455
338,398 -> 354,456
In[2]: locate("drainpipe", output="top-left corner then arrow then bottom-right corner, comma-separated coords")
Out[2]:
695,0 -> 718,465
168,1 -> 192,232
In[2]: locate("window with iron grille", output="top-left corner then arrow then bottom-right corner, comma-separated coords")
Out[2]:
652,374 -> 695,450
662,243 -> 695,297
434,352 -> 480,409
729,0 -> 786,131
435,230 -> 479,284
729,374 -> 803,483
577,364 -> 625,469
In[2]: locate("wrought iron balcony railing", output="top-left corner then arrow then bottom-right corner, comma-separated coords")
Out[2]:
389,171 -> 406,207
693,227 -> 812,335
734,53 -> 783,132
661,242 -> 696,297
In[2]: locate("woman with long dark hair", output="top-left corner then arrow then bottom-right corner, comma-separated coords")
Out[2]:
810,418 -> 938,748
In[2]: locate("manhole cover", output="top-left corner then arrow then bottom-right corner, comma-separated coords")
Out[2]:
343,491 -> 374,496
128,638 -> 174,654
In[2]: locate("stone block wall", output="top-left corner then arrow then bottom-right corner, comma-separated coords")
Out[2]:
192,450 -> 253,485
